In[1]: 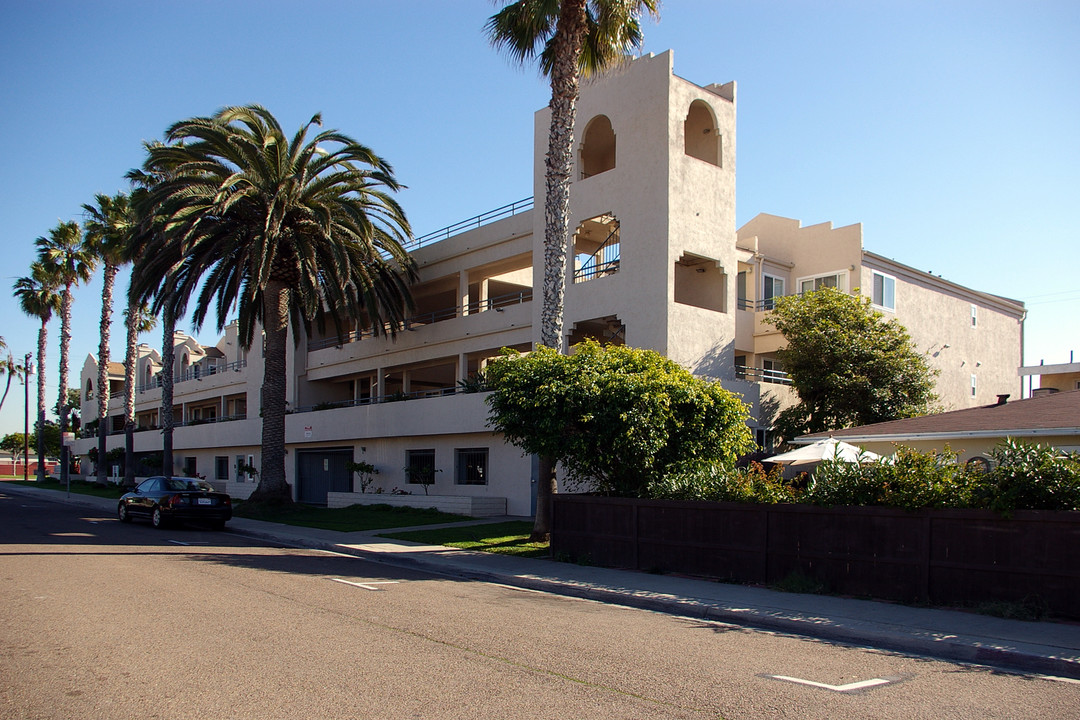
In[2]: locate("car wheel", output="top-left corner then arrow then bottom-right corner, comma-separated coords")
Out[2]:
151,506 -> 167,529
118,503 -> 131,523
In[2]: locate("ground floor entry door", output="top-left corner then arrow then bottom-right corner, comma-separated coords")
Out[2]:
296,448 -> 353,505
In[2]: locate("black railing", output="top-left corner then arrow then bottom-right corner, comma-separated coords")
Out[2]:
574,222 -> 620,282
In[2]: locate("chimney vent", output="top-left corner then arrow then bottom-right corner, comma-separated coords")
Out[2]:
996,394 -> 1010,406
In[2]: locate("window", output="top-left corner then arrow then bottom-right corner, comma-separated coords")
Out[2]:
580,115 -> 615,178
236,455 -> 247,482
971,374 -> 977,397
406,449 -> 436,485
684,100 -> 721,166
763,274 -> 785,310
215,456 -> 229,481
797,272 -> 844,295
183,456 -> 197,477
872,271 -> 895,310
971,304 -> 978,327
455,448 -> 488,486
736,271 -> 748,309
85,379 -> 93,401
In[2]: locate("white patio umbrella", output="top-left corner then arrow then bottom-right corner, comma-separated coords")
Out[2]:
766,437 -> 880,464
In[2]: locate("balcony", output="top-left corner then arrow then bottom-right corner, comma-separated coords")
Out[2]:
307,289 -> 532,352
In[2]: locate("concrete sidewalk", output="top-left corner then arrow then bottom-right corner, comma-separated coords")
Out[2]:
6,481 -> 1079,680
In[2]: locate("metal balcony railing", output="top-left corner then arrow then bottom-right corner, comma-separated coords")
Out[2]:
734,365 -> 792,386
404,197 -> 533,253
307,289 -> 532,351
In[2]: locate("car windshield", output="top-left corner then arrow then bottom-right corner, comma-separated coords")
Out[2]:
165,478 -> 215,492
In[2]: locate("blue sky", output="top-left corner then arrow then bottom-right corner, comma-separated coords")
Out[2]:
1,0 -> 1077,436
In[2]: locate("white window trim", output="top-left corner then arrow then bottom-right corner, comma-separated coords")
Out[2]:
871,270 -> 897,311
795,270 -> 848,295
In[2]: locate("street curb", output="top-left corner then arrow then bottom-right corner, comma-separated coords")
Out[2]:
228,524 -> 1080,681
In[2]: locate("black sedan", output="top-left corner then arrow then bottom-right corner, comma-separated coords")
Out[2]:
118,476 -> 232,530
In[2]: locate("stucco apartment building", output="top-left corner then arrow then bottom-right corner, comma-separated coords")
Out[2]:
71,51 -> 1025,514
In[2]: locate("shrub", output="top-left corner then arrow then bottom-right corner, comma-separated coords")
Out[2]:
973,439 -> 1080,516
805,445 -> 973,511
650,462 -> 797,504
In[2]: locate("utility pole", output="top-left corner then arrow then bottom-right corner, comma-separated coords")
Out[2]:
23,353 -> 31,482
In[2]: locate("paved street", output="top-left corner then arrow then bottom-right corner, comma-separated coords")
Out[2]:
1,493 -> 1077,719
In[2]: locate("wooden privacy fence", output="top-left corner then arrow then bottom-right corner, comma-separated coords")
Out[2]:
550,495 -> 1080,618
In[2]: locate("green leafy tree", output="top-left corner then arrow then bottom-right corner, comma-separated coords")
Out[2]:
1,432 -> 28,463
83,191 -> 135,484
487,1 -> 658,352
129,106 -> 416,504
486,341 -> 754,526
13,262 -> 61,481
766,288 -> 937,442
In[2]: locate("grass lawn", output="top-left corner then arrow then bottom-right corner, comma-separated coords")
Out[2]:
5,478 -> 126,500
233,501 -> 470,533
380,520 -> 550,559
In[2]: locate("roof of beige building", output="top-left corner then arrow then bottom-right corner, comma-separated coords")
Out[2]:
800,389 -> 1080,443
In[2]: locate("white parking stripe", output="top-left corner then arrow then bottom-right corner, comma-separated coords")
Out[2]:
331,578 -> 400,591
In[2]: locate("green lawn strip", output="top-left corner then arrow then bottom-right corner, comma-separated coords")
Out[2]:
380,520 -> 550,558
6,478 -> 126,500
233,502 -> 467,532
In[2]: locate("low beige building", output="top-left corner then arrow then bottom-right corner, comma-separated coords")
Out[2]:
71,51 -> 1025,514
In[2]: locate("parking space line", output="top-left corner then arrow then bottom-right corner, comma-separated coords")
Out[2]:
330,578 -> 400,591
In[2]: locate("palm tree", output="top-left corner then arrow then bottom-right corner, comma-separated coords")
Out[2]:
83,192 -> 134,484
35,220 -> 96,483
122,301 -> 156,488
13,262 -> 62,481
488,0 -> 658,540
0,336 -> 27,414
130,105 -> 416,504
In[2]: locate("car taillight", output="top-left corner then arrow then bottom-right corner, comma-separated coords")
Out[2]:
223,496 -> 231,506
168,494 -> 185,507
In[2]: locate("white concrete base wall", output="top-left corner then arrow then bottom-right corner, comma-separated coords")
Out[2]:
326,491 -> 507,517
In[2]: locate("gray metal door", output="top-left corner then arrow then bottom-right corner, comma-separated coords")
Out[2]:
296,449 -> 352,505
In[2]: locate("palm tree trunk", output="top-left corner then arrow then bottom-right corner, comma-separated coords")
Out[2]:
250,279 -> 291,504
36,323 -> 47,482
123,301 -> 139,488
538,0 -> 588,353
531,455 -> 558,543
96,263 -> 117,484
160,304 -> 175,477
58,286 -> 72,484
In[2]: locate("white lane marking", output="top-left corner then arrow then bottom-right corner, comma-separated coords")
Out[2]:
768,675 -> 895,693
331,578 -> 400,591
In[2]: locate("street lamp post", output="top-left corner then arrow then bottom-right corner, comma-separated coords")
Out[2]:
23,353 -> 31,483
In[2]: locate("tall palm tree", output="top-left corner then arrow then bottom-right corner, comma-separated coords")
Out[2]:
13,262 -> 62,481
130,105 -> 416,504
83,192 -> 134,484
35,220 -> 96,483
122,301 -> 156,488
488,0 -> 658,540
0,336 -> 27,414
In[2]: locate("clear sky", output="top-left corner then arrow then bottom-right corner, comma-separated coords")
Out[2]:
1,0 -> 1077,437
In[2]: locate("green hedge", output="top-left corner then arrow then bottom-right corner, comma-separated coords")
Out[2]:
648,439 -> 1080,517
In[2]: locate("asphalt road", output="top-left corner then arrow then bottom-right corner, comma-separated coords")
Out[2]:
1,493 -> 1077,719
